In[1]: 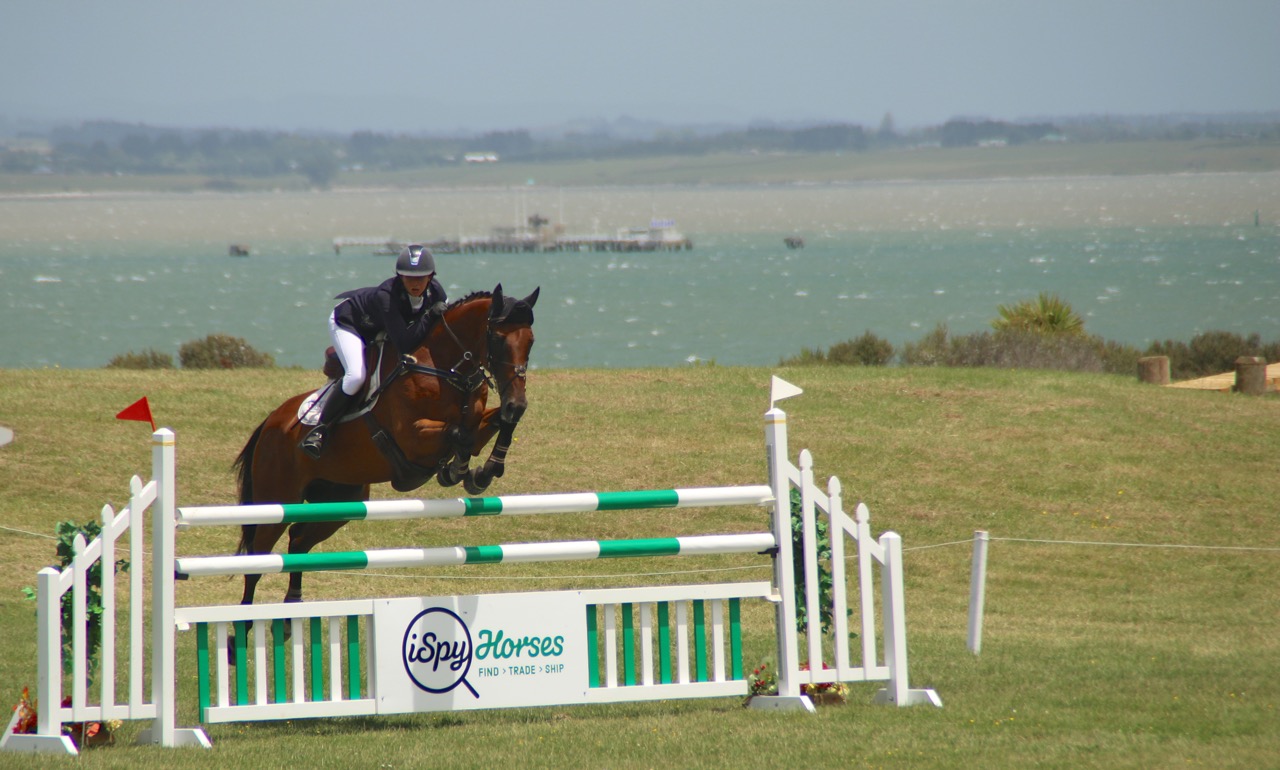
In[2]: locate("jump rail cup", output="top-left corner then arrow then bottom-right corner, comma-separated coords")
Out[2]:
1,382 -> 939,756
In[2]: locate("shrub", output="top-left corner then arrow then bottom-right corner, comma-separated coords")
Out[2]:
179,334 -> 275,369
1094,337 -> 1143,375
827,331 -> 894,366
899,323 -> 951,367
993,292 -> 1085,335
902,325 -> 1107,372
1146,331 -> 1278,379
778,347 -> 828,366
105,348 -> 175,369
779,332 -> 894,367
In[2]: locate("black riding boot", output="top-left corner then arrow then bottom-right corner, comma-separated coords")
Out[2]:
300,388 -> 354,459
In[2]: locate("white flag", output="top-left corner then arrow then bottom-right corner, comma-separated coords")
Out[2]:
769,376 -> 804,409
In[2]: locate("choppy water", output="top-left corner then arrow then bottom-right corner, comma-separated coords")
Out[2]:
2,175 -> 1278,369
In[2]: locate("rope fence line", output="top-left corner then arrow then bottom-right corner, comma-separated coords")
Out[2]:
905,535 -> 1280,554
0,524 -> 57,540
988,536 -> 1280,553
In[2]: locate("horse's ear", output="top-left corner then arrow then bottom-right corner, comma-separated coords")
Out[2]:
523,286 -> 540,308
490,284 -> 505,319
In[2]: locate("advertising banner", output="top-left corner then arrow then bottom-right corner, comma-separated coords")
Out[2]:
373,591 -> 590,714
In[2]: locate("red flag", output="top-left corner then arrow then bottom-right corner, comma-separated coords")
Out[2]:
116,397 -> 156,432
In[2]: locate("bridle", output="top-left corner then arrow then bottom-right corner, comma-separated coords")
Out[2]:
371,297 -> 526,407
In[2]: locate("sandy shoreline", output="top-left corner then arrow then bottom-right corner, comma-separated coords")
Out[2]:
1,171 -> 1278,241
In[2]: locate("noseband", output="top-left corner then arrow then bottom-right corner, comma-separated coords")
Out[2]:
382,303 -> 527,401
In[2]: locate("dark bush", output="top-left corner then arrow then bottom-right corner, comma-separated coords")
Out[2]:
827,331 -> 894,366
105,348 -> 175,369
1146,331 -> 1277,380
778,347 -> 828,366
902,325 -> 1107,372
179,334 -> 275,369
898,324 -> 950,367
779,332 -> 894,367
1093,337 -> 1143,376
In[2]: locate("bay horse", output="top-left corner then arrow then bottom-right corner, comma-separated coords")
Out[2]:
231,284 -> 538,607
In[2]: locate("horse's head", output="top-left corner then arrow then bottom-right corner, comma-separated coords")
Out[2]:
486,283 -> 539,425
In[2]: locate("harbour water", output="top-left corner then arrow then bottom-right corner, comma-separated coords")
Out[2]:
1,174 -> 1278,370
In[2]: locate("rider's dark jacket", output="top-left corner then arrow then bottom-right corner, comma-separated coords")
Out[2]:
332,276 -> 448,355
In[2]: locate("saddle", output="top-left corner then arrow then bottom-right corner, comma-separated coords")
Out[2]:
309,339 -> 436,492
299,339 -> 388,426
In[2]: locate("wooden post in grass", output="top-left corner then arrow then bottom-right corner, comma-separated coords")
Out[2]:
1137,356 -> 1170,385
1233,356 -> 1267,395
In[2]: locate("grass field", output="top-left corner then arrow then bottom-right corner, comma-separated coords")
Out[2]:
0,366 -> 1277,768
2,139 -> 1279,196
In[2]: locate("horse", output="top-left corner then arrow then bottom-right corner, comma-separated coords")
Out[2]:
231,284 -> 539,608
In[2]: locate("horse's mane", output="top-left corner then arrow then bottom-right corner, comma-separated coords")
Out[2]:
443,289 -> 534,325
444,290 -> 492,311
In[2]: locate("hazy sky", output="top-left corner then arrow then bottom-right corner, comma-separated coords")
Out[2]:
3,1 -> 1277,134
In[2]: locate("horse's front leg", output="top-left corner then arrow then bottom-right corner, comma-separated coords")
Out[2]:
405,417 -> 471,489
428,424 -> 474,489
464,408 -> 517,495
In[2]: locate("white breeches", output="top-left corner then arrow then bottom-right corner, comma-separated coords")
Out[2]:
329,310 -> 367,396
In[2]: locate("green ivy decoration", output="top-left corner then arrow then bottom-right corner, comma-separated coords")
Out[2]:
22,520 -> 130,685
789,488 -> 853,637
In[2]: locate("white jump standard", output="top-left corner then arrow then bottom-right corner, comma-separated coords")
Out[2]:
1,378 -> 940,756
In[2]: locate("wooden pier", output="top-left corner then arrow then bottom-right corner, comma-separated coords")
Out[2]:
334,221 -> 692,256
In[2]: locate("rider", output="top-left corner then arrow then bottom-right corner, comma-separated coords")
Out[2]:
300,244 -> 448,459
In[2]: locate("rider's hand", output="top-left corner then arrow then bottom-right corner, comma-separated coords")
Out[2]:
428,301 -> 447,318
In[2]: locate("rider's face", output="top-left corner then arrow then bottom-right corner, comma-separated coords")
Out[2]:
401,274 -> 431,297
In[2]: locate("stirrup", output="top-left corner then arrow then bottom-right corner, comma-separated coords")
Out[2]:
300,427 -> 326,459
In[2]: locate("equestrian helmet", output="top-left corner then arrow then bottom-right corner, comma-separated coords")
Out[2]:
395,244 -> 436,277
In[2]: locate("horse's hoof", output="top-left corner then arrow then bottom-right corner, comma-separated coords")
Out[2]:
436,466 -> 462,487
463,471 -> 490,496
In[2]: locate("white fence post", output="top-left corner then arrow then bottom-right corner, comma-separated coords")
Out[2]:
968,531 -> 990,655
0,568 -> 78,754
873,533 -> 942,707
137,428 -> 210,750
748,406 -> 814,712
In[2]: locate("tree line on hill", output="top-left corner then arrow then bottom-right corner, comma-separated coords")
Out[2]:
3,112 -> 1278,187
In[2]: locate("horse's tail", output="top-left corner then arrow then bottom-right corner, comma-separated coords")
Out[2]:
232,420 -> 265,555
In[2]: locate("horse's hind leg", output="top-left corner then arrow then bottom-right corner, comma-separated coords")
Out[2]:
238,523 -> 289,606
284,520 -> 351,603
232,523 -> 289,664
280,480 -> 367,604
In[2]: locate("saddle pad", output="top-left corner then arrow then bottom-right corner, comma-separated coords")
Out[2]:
297,389 -> 326,426
297,338 -> 388,426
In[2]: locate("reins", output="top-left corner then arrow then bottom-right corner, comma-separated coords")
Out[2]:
369,310 -> 496,402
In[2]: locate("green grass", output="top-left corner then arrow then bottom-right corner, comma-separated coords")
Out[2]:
1,366 -> 1277,768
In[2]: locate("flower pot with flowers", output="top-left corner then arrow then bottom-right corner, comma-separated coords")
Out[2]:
798,663 -> 849,706
743,661 -> 849,707
742,492 -> 856,707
